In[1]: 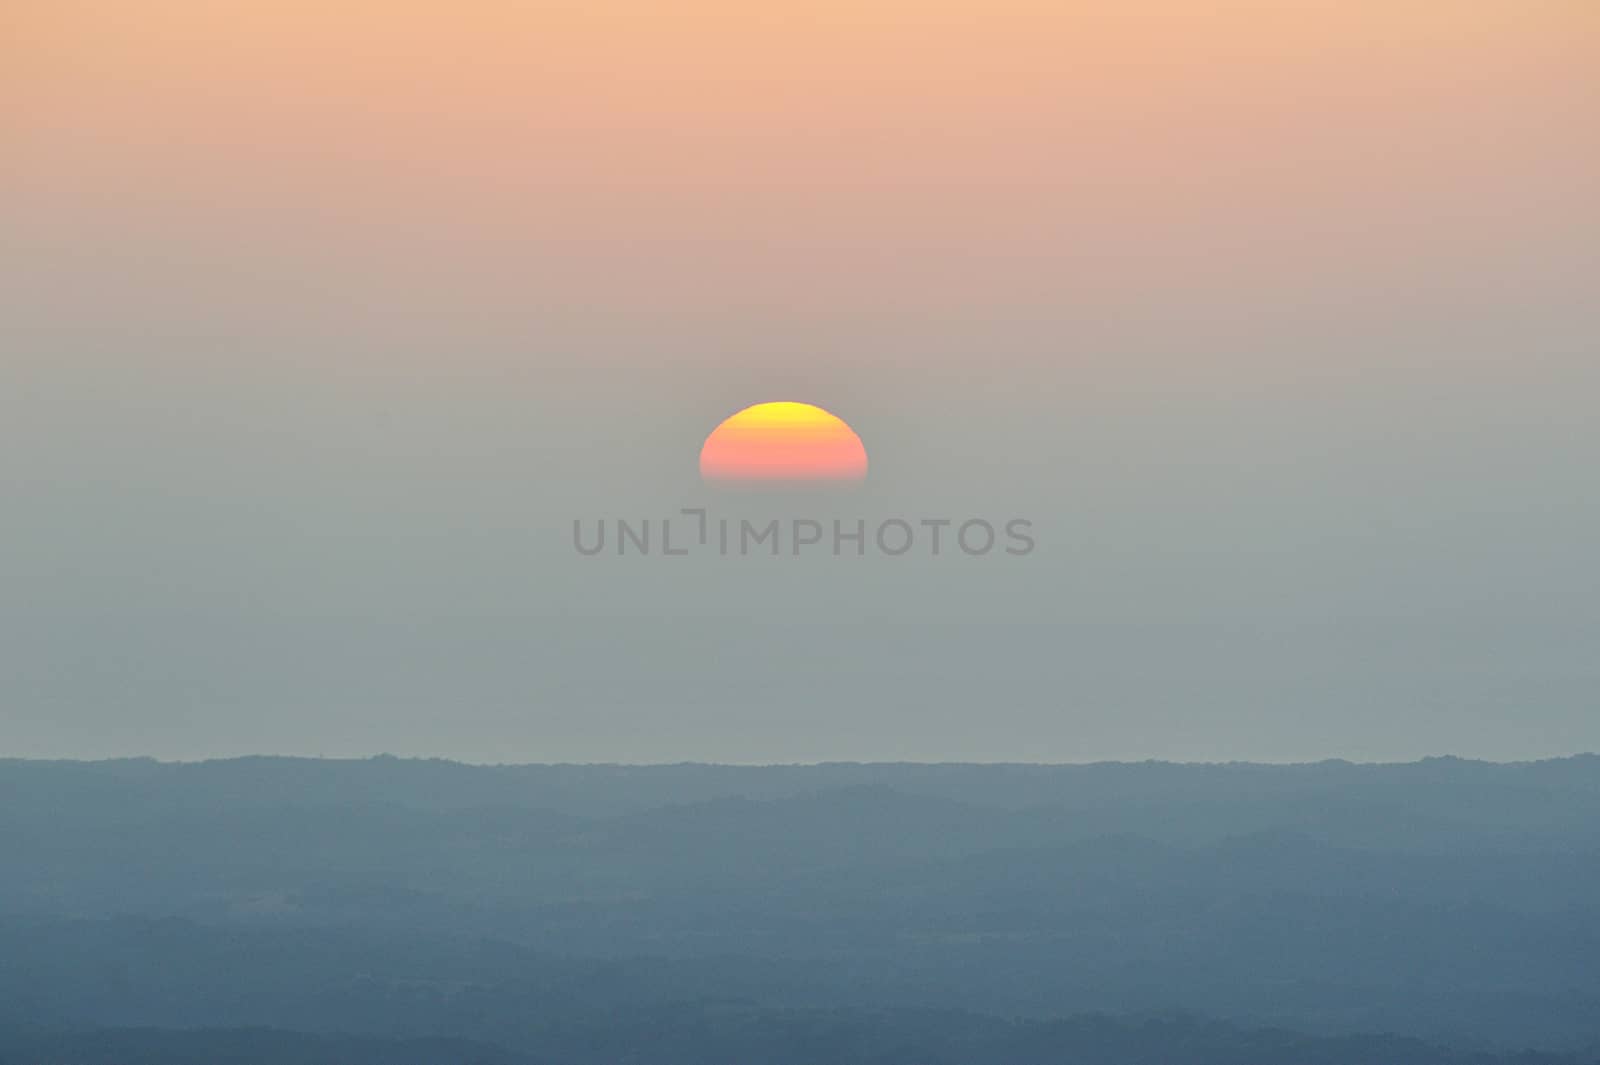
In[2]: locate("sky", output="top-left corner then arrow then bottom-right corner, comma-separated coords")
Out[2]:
2,0 -> 1597,763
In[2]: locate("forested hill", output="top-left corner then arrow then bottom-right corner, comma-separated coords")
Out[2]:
4,755 -> 1598,1057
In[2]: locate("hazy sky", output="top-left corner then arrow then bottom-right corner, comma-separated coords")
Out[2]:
3,1 -> 1597,763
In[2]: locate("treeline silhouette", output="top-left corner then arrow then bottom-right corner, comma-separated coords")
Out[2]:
2,1012 -> 1593,1065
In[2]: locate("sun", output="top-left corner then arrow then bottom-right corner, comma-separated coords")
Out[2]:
700,402 -> 868,485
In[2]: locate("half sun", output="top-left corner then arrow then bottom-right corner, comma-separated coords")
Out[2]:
700,402 -> 868,485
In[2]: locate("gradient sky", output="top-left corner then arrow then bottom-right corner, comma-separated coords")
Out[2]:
2,1 -> 1597,763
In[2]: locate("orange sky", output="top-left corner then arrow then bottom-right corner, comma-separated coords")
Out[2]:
7,0 -> 1595,338
3,1 -> 1599,761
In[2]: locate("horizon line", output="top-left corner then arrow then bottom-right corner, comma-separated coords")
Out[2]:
4,752 -> 1596,771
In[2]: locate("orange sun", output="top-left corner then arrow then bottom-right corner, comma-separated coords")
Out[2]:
700,402 -> 868,485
